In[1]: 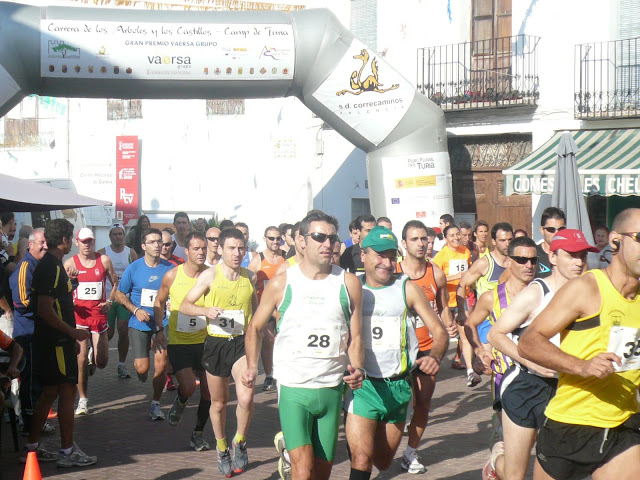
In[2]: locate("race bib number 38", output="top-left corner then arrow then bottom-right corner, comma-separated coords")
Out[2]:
364,316 -> 401,351
291,324 -> 341,359
608,326 -> 640,372
207,309 -> 245,337
176,313 -> 207,333
78,282 -> 103,301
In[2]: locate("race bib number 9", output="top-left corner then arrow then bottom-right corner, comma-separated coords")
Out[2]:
449,259 -> 468,274
364,316 -> 401,351
176,313 -> 207,333
77,282 -> 103,301
291,324 -> 341,358
207,309 -> 245,336
608,326 -> 640,372
140,288 -> 158,308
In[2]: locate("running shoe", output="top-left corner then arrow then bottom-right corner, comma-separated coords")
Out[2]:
20,444 -> 58,463
165,374 -> 178,391
217,448 -> 233,478
278,457 -> 292,480
167,396 -> 186,426
190,431 -> 210,451
263,376 -> 276,392
401,449 -> 427,474
150,402 -> 165,421
274,431 -> 291,479
57,443 -> 98,468
482,441 -> 504,480
451,356 -> 465,370
137,371 -> 148,383
22,421 -> 56,437
467,372 -> 482,387
75,398 -> 89,416
232,440 -> 249,473
118,364 -> 131,379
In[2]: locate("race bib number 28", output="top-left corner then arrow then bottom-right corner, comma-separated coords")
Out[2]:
608,326 -> 640,372
291,324 -> 341,359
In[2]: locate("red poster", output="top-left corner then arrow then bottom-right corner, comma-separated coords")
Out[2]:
115,136 -> 139,226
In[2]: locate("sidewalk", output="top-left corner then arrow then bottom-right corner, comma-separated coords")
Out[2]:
2,340 -> 509,479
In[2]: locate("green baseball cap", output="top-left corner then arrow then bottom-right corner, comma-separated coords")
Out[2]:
361,226 -> 398,252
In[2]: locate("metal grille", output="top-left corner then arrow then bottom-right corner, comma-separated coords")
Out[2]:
417,35 -> 540,111
107,99 -> 143,120
206,99 -> 245,116
0,118 -> 54,148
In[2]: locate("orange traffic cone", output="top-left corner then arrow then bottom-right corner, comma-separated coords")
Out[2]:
23,451 -> 42,480
47,407 -> 57,419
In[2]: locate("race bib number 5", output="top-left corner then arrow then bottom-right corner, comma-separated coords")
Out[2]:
78,282 -> 103,301
176,313 -> 207,333
291,324 -> 341,358
207,309 -> 245,336
608,326 -> 640,372
364,316 -> 401,351
140,288 -> 158,308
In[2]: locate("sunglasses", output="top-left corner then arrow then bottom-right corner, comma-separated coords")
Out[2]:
111,223 -> 123,229
162,242 -> 172,248
207,236 -> 219,242
266,236 -> 282,242
305,232 -> 339,244
510,255 -> 539,265
620,232 -> 640,242
543,226 -> 566,234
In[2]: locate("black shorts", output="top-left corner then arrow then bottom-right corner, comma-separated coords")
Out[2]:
414,349 -> 432,376
201,335 -> 246,378
34,341 -> 78,386
500,364 -> 557,429
167,343 -> 205,374
536,418 -> 640,480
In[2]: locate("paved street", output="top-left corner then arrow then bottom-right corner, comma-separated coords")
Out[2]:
1,339 -> 525,480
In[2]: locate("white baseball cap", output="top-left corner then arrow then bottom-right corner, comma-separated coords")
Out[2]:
76,227 -> 95,241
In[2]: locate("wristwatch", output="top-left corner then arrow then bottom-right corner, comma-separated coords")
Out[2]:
155,325 -> 163,333
356,367 -> 367,379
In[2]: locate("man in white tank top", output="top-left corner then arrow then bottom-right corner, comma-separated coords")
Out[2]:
344,226 -> 449,480
482,229 -> 596,480
99,223 -> 137,379
242,211 -> 365,480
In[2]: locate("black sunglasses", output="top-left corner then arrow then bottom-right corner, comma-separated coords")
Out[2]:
207,236 -> 219,242
510,255 -> 539,265
543,226 -> 566,234
266,236 -> 282,242
305,232 -> 339,244
620,232 -> 640,243
162,242 -> 172,248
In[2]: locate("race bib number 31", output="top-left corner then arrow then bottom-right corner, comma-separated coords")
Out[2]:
176,313 -> 207,333
78,282 -> 103,301
608,326 -> 640,372
364,316 -> 401,351
207,309 -> 245,337
140,288 -> 158,308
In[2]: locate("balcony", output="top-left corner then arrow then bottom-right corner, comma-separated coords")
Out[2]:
417,35 -> 540,111
575,37 -> 640,119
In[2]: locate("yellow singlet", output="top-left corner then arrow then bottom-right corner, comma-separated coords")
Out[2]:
168,265 -> 207,345
203,264 -> 254,338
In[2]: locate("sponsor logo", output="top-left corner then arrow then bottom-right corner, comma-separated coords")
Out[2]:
336,49 -> 399,96
118,168 -> 137,180
149,276 -> 158,283
119,188 -> 134,205
609,309 -> 624,327
48,41 -> 80,58
391,198 -> 400,204
147,55 -> 191,65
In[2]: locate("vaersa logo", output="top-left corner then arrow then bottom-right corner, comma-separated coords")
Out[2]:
120,188 -> 134,204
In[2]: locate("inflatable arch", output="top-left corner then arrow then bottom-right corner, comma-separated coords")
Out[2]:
0,2 -> 453,226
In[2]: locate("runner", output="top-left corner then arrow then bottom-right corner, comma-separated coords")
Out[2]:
100,223 -> 138,379
114,228 -> 174,420
9,227 -> 54,437
482,229 -> 595,480
248,226 -> 285,393
474,220 -> 490,258
205,227 -> 222,266
235,222 -> 255,268
25,218 -> 97,467
64,228 -> 118,416
345,226 -> 448,480
434,214 -> 454,252
340,214 -> 376,273
340,219 -> 361,255
172,212 -> 191,261
432,225 -> 476,386
277,222 -> 305,273
242,211 -> 364,480
161,229 -> 185,267
280,223 -> 294,258
535,207 -> 566,279
456,223 -> 513,356
460,221 -> 479,263
153,231 -> 212,451
331,238 -> 341,266
594,225 -> 613,268
519,208 -> 640,480
397,220 -> 455,474
425,227 -> 437,259
180,227 -> 257,477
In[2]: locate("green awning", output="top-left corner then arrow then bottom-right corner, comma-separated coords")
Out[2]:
503,129 -> 640,196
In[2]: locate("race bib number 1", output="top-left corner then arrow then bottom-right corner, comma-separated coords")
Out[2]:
77,282 -> 103,301
608,326 -> 640,372
176,313 -> 207,333
140,288 -> 158,308
207,309 -> 245,336
365,316 -> 401,351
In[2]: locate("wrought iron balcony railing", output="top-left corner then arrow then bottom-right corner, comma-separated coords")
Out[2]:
575,37 -> 640,119
417,35 -> 540,111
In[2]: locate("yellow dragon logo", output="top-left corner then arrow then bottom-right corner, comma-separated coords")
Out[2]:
336,49 -> 400,96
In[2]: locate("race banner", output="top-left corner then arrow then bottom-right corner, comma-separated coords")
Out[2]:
115,136 -> 139,226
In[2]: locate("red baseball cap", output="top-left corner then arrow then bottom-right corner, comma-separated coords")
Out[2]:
549,229 -> 598,253
433,227 -> 442,235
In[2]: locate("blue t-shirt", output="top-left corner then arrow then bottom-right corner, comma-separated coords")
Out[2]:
241,250 -> 252,268
118,257 -> 174,331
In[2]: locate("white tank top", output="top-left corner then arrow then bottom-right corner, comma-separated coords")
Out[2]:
361,274 -> 419,378
273,264 -> 351,388
105,245 -> 132,298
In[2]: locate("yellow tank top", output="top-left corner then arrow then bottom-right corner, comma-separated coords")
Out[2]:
489,283 -> 512,374
168,265 -> 207,345
545,269 -> 640,428
432,245 -> 470,308
203,264 -> 254,338
286,256 -> 298,267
